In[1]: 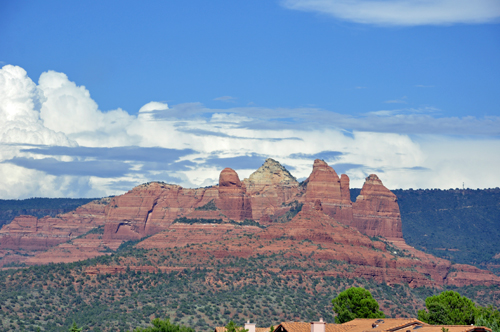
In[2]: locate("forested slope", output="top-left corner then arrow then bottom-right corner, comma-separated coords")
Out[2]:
351,188 -> 500,274
0,198 -> 97,228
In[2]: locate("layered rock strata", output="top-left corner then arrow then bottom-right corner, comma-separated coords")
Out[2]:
304,159 -> 353,223
0,198 -> 109,251
216,168 -> 252,221
243,158 -> 300,222
352,174 -> 403,239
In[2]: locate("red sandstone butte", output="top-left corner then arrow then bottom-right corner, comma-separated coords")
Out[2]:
216,168 -> 252,221
243,158 -> 300,222
352,174 -> 403,239
304,159 -> 353,224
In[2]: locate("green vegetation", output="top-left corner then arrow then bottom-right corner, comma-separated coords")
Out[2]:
69,322 -> 83,332
351,188 -> 500,275
0,197 -> 98,228
273,201 -> 303,223
195,200 -> 218,211
225,320 -> 248,332
173,217 -> 264,228
417,291 -> 477,325
0,244 -> 499,331
417,290 -> 500,332
476,306 -> 500,332
331,287 -> 385,323
132,318 -> 195,332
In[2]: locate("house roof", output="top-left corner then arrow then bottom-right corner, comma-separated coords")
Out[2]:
216,319 -> 491,332
406,326 -> 491,332
275,321 -> 356,332
339,318 -> 426,332
338,319 -> 491,332
214,326 -> 273,332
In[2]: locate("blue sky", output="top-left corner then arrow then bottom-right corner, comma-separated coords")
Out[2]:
1,0 -> 500,198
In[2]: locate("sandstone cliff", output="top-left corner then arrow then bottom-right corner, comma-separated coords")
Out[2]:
352,174 -> 403,239
217,168 -> 252,221
2,158 -> 498,288
133,207 -> 500,288
303,159 -> 353,224
243,158 -> 300,222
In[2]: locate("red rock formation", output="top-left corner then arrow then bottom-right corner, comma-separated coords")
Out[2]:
137,223 -> 261,250
352,174 -> 403,239
103,182 -> 219,240
0,198 -> 109,251
243,159 -> 300,222
132,208 -> 500,287
304,159 -> 352,223
3,158 -> 498,289
216,168 -> 252,221
24,233 -> 123,265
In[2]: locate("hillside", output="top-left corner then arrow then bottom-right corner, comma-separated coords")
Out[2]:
0,198 -> 97,228
0,159 -> 499,331
394,188 -> 500,275
1,228 -> 499,332
348,188 -> 500,275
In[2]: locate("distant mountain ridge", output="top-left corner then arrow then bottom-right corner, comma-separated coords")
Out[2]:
0,198 -> 97,228
392,188 -> 500,274
1,158 -> 499,288
0,176 -> 498,277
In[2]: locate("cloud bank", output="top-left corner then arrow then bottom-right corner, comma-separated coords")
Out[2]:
1,64 -> 499,198
281,0 -> 500,26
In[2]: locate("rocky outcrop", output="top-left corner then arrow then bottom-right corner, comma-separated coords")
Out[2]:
304,159 -> 353,224
1,158 -> 498,288
243,159 -> 300,222
132,208 -> 500,287
0,198 -> 109,251
352,174 -> 403,239
216,168 -> 253,221
103,182 -> 219,240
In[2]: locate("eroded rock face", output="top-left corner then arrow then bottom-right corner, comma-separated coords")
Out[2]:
352,174 -> 402,239
0,199 -> 109,251
243,159 -> 300,221
103,183 -> 219,240
133,209 -> 500,288
217,168 -> 252,221
304,159 -> 353,224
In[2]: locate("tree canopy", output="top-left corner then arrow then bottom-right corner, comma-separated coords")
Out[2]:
476,306 -> 500,332
69,322 -> 83,332
132,318 -> 195,332
331,287 -> 385,323
417,291 -> 477,325
225,320 -> 249,332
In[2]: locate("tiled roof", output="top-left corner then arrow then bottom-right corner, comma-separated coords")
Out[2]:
216,319 -> 491,332
409,326 -> 491,332
276,321 -> 356,332
338,318 -> 491,332
278,322 -> 311,332
257,328 -> 271,332
215,327 -> 251,332
339,318 -> 424,332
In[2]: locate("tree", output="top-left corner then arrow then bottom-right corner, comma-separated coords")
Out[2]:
417,291 -> 477,325
69,322 -> 83,332
225,320 -> 249,332
475,305 -> 500,332
132,318 -> 195,332
331,287 -> 385,324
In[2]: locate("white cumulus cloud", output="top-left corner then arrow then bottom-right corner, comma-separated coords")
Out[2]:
1,64 -> 500,199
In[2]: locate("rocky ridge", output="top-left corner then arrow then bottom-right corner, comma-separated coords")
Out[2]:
1,158 -> 499,287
